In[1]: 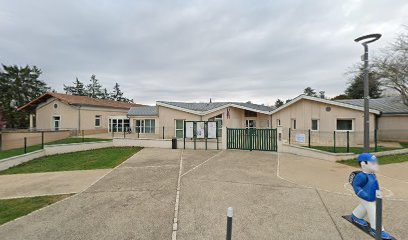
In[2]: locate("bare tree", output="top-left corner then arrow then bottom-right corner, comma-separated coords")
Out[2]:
375,27 -> 408,105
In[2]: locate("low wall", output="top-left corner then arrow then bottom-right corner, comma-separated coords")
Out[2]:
44,141 -> 114,155
0,150 -> 46,171
280,144 -> 356,162
114,138 -> 172,148
0,130 -> 73,150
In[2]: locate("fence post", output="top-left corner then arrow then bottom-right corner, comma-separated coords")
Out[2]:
124,128 -> 126,139
374,129 -> 378,152
333,131 -> 336,153
24,137 -> 27,154
137,127 -> 140,138
308,129 -> 311,148
41,131 -> 44,149
0,133 -> 2,151
375,190 -> 383,240
346,131 -> 350,153
82,130 -> 85,142
162,126 -> 165,139
226,207 -> 233,240
288,128 -> 291,144
112,127 -> 114,138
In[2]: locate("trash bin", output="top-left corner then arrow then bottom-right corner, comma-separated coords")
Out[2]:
172,138 -> 177,149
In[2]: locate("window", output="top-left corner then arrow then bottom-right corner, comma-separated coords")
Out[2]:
244,110 -> 257,117
245,119 -> 256,129
209,114 -> 223,137
52,116 -> 60,131
175,120 -> 184,138
311,119 -> 319,131
337,119 -> 353,131
291,119 -> 296,130
276,119 -> 281,126
136,119 -> 155,133
95,115 -> 101,127
53,103 -> 58,109
108,116 -> 129,132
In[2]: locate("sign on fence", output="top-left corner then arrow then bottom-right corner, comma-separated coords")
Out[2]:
196,122 -> 205,138
185,122 -> 194,138
207,122 -> 217,139
295,134 -> 306,143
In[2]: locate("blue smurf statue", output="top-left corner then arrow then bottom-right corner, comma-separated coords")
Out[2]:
350,153 -> 392,239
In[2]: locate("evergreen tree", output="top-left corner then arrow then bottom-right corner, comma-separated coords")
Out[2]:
0,64 -> 50,128
86,75 -> 103,98
101,88 -> 110,99
110,83 -> 133,102
345,69 -> 382,99
303,87 -> 317,97
275,99 -> 284,108
63,77 -> 87,96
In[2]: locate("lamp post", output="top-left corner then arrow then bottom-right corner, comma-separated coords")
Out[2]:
354,34 -> 381,152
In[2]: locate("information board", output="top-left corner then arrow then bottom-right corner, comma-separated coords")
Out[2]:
295,134 -> 305,143
207,121 -> 217,139
185,122 -> 194,138
196,122 -> 205,138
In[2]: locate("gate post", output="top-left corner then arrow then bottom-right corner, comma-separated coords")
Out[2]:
277,126 -> 283,152
222,126 -> 227,150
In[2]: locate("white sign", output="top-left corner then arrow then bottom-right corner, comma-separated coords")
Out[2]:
295,134 -> 305,143
185,122 -> 194,138
207,121 -> 217,139
196,122 -> 205,138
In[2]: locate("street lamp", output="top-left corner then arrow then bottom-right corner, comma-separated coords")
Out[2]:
354,33 -> 381,152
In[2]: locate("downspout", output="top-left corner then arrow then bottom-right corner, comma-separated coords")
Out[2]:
78,106 -> 81,135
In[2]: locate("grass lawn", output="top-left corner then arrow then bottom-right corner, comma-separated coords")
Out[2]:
0,137 -> 112,160
400,142 -> 408,148
0,147 -> 141,175
0,194 -> 72,225
310,146 -> 398,154
338,154 -> 408,167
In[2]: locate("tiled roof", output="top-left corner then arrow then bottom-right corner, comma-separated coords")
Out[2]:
128,106 -> 158,116
157,101 -> 276,113
18,92 -> 143,112
337,96 -> 408,114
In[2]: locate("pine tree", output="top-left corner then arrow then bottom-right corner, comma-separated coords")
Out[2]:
0,64 -> 50,128
63,77 -> 86,96
275,99 -> 284,108
345,69 -> 382,99
101,88 -> 110,99
86,75 -> 103,98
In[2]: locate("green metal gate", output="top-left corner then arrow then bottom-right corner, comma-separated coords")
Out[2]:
227,128 -> 277,151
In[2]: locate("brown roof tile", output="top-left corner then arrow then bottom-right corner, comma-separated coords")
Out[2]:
18,92 -> 144,112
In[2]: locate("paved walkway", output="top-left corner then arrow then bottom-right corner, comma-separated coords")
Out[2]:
0,149 -> 406,239
0,169 -> 110,199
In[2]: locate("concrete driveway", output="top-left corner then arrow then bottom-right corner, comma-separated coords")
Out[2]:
0,148 -> 406,239
0,169 -> 110,199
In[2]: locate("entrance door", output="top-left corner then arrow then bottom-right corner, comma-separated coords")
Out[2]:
227,128 -> 277,151
53,116 -> 60,131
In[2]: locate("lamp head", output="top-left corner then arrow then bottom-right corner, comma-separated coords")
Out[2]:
354,33 -> 382,45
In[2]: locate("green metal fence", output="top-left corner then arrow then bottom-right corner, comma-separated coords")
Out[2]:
227,128 -> 277,151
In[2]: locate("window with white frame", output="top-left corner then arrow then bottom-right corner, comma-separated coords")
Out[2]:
336,119 -> 353,131
135,119 -> 155,133
311,119 -> 319,131
291,119 -> 296,130
245,119 -> 256,129
175,120 -> 184,138
276,119 -> 281,126
95,115 -> 101,127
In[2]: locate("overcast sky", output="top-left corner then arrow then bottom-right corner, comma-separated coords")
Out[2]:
1,0 -> 407,105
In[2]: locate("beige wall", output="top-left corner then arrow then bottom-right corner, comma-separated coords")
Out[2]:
271,99 -> 376,131
128,106 -> 272,139
271,99 -> 376,145
35,98 -> 128,133
378,115 -> 408,141
0,130 -> 73,150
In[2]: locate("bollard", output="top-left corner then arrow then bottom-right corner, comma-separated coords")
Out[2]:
24,137 -> 27,154
226,207 -> 233,240
375,190 -> 382,240
162,126 -> 165,139
41,131 -> 44,149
